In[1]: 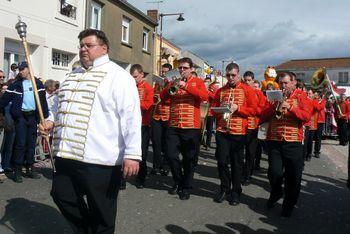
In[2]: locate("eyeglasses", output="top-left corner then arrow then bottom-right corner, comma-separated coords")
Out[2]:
226,74 -> 238,78
178,66 -> 190,70
77,44 -> 100,50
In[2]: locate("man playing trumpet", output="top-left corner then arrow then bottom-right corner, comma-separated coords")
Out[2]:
261,72 -> 310,217
211,63 -> 257,205
161,57 -> 208,200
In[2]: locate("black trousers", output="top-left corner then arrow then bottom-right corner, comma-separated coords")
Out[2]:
13,113 -> 38,168
306,129 -> 316,157
255,140 -> 263,167
215,132 -> 245,194
137,126 -> 150,183
244,129 -> 258,178
267,141 -> 303,208
166,127 -> 200,190
314,123 -> 324,155
337,119 -> 348,144
51,158 -> 122,234
303,126 -> 310,160
151,119 -> 168,170
205,116 -> 215,147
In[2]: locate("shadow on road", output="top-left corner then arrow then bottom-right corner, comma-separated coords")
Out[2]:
0,198 -> 71,234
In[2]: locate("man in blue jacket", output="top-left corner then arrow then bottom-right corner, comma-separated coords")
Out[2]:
0,61 -> 48,183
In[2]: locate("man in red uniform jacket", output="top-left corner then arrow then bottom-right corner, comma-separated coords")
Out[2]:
151,63 -> 172,176
211,63 -> 257,205
313,92 -> 326,158
260,72 -> 310,217
242,71 -> 266,185
130,64 -> 154,188
161,57 -> 208,200
204,76 -> 219,150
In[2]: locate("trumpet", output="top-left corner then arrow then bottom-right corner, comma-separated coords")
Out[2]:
222,89 -> 234,129
275,94 -> 287,120
153,94 -> 161,105
169,78 -> 186,95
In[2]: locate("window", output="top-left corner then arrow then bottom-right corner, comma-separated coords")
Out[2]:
122,17 -> 131,44
339,72 -> 349,84
142,28 -> 149,51
60,0 -> 77,19
52,50 -> 70,67
90,1 -> 101,30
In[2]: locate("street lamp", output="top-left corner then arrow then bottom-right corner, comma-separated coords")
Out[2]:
158,13 -> 185,75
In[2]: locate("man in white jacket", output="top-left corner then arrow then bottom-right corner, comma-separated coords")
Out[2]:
39,29 -> 141,233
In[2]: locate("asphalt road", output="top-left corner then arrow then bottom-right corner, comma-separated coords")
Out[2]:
0,140 -> 349,234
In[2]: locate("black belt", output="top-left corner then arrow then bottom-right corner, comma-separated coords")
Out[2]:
22,110 -> 35,117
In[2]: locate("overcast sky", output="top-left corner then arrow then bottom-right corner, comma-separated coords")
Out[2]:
129,0 -> 350,78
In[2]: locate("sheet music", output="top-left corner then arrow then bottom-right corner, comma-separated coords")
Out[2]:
266,90 -> 283,102
164,69 -> 181,81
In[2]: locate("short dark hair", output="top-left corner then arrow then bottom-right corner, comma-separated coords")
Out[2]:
78,29 -> 110,51
243,71 -> 254,79
162,63 -> 173,70
130,64 -> 143,74
226,62 -> 239,72
178,57 -> 193,68
278,72 -> 293,81
44,79 -> 56,89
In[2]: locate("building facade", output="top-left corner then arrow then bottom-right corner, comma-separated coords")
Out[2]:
85,0 -> 157,79
153,35 -> 181,75
0,0 -> 86,82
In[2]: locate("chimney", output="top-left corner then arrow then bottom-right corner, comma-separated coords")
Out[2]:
147,9 -> 158,22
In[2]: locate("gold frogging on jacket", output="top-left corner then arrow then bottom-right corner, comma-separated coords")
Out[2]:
53,70 -> 107,160
268,98 -> 301,142
217,88 -> 246,135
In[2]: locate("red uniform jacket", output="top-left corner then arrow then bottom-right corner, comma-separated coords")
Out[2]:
315,99 -> 326,123
247,89 -> 266,130
336,101 -> 349,120
212,82 -> 257,135
152,83 -> 170,121
304,97 -> 313,127
309,99 -> 319,130
260,88 -> 311,142
137,80 -> 154,126
207,83 -> 219,117
161,75 -> 208,129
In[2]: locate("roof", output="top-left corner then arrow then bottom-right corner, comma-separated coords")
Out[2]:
276,57 -> 350,70
114,0 -> 158,26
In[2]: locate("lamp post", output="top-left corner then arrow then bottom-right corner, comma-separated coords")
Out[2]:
158,13 -> 184,75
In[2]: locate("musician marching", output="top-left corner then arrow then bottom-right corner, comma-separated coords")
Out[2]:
160,57 -> 208,200
260,72 -> 311,217
150,63 -> 172,176
211,63 -> 257,205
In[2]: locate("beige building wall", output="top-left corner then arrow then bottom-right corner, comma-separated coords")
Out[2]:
154,35 -> 181,75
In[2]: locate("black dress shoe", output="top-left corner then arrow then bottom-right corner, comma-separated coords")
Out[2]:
25,167 -> 41,179
266,192 -> 283,209
160,168 -> 169,176
281,204 -> 294,217
136,182 -> 144,189
150,168 -> 161,175
242,177 -> 251,186
168,185 -> 179,195
314,153 -> 320,158
229,192 -> 240,206
213,190 -> 227,203
179,189 -> 190,200
346,179 -> 350,189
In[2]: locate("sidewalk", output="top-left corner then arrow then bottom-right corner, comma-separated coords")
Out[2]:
0,140 -> 349,234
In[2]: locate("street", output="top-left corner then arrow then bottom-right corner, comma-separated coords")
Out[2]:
0,139 -> 349,234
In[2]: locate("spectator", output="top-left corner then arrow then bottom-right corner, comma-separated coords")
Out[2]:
8,63 -> 18,82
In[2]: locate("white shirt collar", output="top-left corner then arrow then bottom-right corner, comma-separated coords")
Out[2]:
93,54 -> 110,68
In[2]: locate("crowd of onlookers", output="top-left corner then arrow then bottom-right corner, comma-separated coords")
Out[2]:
0,63 -> 59,183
